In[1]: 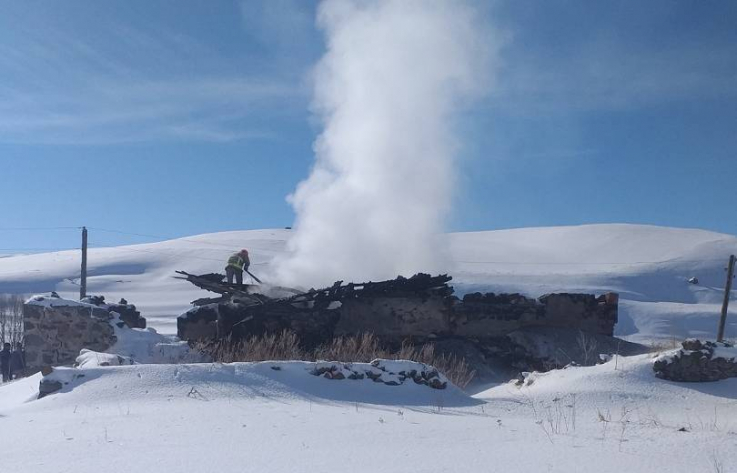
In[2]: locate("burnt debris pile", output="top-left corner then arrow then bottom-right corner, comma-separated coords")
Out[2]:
176,272 -> 631,379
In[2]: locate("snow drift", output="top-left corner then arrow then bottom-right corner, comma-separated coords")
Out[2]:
2,345 -> 736,473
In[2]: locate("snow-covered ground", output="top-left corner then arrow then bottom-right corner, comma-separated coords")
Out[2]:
0,224 -> 735,342
1,353 -> 736,473
2,224 -> 737,472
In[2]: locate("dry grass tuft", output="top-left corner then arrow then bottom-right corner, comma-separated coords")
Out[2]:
195,331 -> 475,388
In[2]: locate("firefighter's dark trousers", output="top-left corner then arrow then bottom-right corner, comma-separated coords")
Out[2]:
226,267 -> 243,285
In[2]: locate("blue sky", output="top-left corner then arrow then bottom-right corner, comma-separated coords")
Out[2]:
1,0 -> 736,252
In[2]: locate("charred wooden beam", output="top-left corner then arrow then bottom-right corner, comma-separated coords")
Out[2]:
175,270 -> 263,305
178,270 -> 453,305
191,295 -> 230,307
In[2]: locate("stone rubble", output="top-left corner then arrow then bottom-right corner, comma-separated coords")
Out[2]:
653,339 -> 737,382
310,359 -> 448,390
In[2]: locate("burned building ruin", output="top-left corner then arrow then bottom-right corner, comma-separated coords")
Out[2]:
176,272 -> 622,373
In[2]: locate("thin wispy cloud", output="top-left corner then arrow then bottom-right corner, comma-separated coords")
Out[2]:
239,0 -> 318,54
492,31 -> 737,115
0,20 -> 307,145
496,53 -> 736,115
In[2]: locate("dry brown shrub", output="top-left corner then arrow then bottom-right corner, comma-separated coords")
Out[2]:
314,333 -> 383,362
198,330 -> 304,363
196,331 -> 475,388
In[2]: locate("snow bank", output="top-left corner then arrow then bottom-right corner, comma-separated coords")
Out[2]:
76,349 -> 135,368
712,345 -> 737,361
479,350 -> 737,412
106,312 -> 204,365
31,359 -> 474,408
25,293 -> 96,308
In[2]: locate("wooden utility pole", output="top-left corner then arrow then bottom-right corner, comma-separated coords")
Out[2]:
717,254 -> 736,342
80,226 -> 88,300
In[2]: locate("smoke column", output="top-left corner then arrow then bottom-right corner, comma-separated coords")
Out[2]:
274,0 -> 494,287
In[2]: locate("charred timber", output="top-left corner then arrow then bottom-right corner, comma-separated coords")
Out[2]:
177,272 -> 456,344
176,271 -> 619,346
175,271 -> 268,306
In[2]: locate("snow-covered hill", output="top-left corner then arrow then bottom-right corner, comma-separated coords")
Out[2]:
0,224 -> 735,342
449,224 -> 737,344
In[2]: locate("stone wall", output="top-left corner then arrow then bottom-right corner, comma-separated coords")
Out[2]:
178,281 -> 619,345
24,298 -> 116,370
177,304 -> 218,341
334,295 -> 452,342
451,292 -> 618,339
23,294 -> 147,371
451,293 -> 544,339
540,293 -> 618,336
218,300 -> 341,349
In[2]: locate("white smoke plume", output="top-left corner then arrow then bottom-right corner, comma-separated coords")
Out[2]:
274,0 -> 496,288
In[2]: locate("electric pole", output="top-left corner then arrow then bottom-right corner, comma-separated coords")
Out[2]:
80,226 -> 88,300
717,254 -> 735,342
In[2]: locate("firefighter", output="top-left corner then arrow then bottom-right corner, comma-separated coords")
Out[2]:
226,249 -> 250,285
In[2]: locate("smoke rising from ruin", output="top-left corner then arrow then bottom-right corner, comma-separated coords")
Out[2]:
273,0 -> 495,287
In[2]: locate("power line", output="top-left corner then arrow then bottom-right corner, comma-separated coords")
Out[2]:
86,226 -> 272,250
0,225 -> 244,250
0,226 -> 81,231
0,243 -> 269,263
85,227 -> 178,241
0,246 -> 226,266
0,247 -> 80,251
86,244 -> 234,264
86,226 -> 288,253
